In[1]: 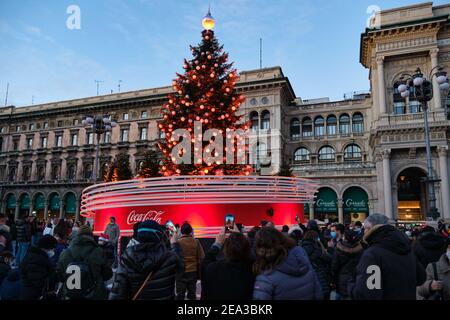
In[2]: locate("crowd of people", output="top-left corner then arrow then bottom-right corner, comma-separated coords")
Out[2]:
0,211 -> 449,300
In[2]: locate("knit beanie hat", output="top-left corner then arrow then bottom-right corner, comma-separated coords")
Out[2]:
78,225 -> 93,237
38,235 -> 57,250
137,220 -> 163,243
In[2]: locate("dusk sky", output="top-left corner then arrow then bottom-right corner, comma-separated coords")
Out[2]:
1,0 -> 448,107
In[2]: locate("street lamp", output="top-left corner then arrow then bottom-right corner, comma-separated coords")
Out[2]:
396,66 -> 449,220
82,115 -> 117,182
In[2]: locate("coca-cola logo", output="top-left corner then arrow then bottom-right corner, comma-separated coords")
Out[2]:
126,210 -> 164,225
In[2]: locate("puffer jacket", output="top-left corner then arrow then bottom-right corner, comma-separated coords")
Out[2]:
16,219 -> 31,243
57,234 -> 113,300
413,232 -> 447,268
253,246 -> 323,300
331,240 -> 363,299
20,246 -> 55,300
348,224 -> 426,300
300,239 -> 332,299
109,241 -> 183,300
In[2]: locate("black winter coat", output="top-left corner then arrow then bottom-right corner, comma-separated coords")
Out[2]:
201,243 -> 255,300
300,239 -> 332,299
16,219 -> 31,243
57,235 -> 113,300
349,225 -> 426,300
413,232 -> 447,268
109,242 -> 183,300
20,246 -> 55,300
331,240 -> 363,299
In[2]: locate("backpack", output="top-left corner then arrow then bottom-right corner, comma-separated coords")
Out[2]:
63,247 -> 97,300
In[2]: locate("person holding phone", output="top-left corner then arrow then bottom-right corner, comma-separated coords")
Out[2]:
201,226 -> 255,300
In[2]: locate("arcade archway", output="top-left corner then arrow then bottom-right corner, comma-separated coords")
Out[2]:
397,167 -> 427,221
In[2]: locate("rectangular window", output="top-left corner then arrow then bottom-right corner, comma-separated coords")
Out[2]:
104,131 -> 111,143
43,122 -> 48,129
121,129 -> 129,142
57,121 -> 63,127
55,135 -> 62,147
327,125 -> 336,136
29,123 -> 35,131
123,113 -> 129,120
409,100 -> 422,114
393,102 -> 406,115
87,132 -> 94,145
16,126 -> 20,132
0,127 -> 4,133
315,126 -> 325,136
71,134 -> 78,146
141,111 -> 148,118
13,140 -> 19,151
41,137 -> 48,148
27,138 -> 33,149
159,129 -> 166,139
339,124 -> 350,135
73,119 -> 79,126
140,127 -> 148,140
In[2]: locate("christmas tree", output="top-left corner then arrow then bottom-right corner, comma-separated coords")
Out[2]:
104,153 -> 133,182
158,9 -> 253,176
137,150 -> 163,178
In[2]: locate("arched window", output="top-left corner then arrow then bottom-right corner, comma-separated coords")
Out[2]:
314,116 -> 325,136
318,146 -> 336,162
290,118 -> 300,140
294,147 -> 310,162
250,111 -> 259,131
327,115 -> 337,135
393,82 -> 406,114
83,164 -> 92,180
101,163 -> 109,179
302,117 -> 312,137
23,166 -> 30,182
352,113 -> 364,133
260,110 -> 270,130
344,144 -> 362,161
339,114 -> 350,134
8,167 -> 16,182
51,165 -> 60,180
68,165 -> 76,180
37,166 -> 45,181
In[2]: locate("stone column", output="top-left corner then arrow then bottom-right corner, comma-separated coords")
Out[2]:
44,201 -> 49,220
14,200 -> 20,220
29,200 -> 34,216
309,202 -> 314,220
438,145 -> 450,219
376,56 -> 387,114
382,149 -> 393,220
430,48 -> 442,110
338,199 -> 344,224
75,198 -> 80,222
59,199 -> 64,219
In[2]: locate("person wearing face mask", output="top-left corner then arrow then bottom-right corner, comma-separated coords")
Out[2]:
418,244 -> 450,300
20,234 -> 57,300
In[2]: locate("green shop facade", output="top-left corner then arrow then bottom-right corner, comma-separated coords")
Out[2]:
305,186 -> 369,224
3,191 -> 79,220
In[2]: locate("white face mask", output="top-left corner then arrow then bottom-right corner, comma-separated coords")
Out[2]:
47,250 -> 55,258
446,250 -> 450,260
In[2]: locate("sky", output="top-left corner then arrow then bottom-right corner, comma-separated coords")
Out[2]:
0,0 -> 449,107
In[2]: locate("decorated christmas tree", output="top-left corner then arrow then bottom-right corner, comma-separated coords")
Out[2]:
137,150 -> 163,178
158,9 -> 253,176
104,153 -> 133,182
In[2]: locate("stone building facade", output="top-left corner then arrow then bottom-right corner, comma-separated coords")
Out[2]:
0,2 -> 449,223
